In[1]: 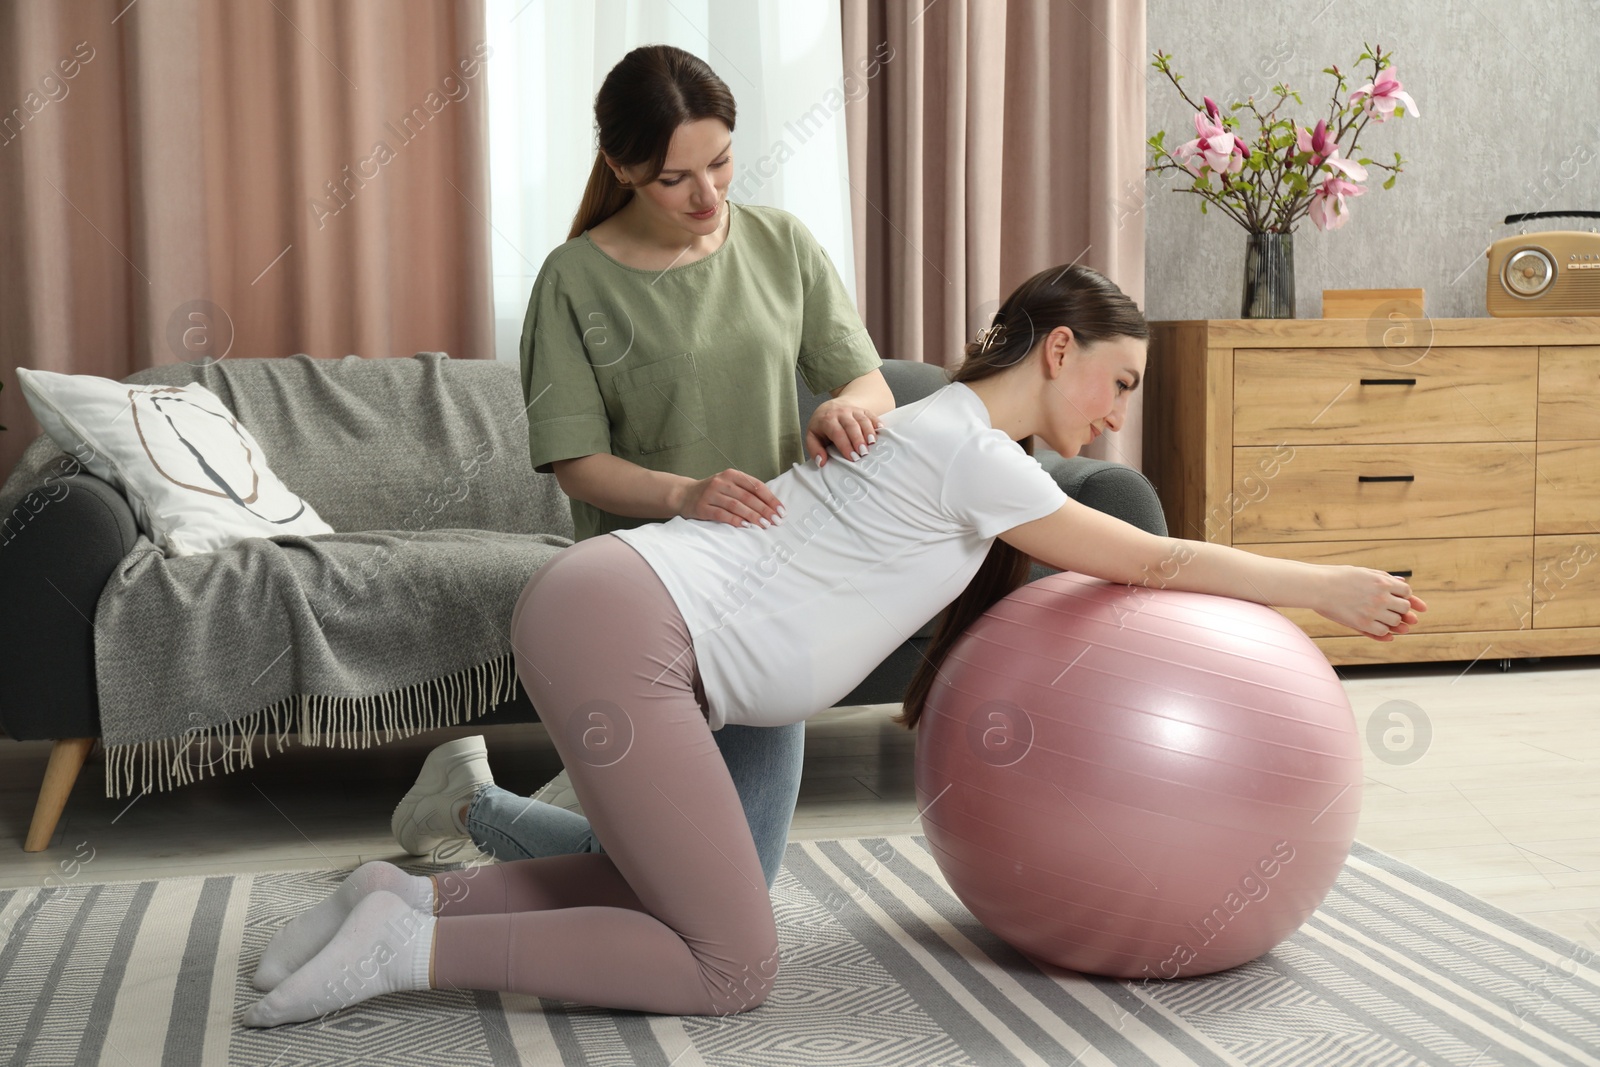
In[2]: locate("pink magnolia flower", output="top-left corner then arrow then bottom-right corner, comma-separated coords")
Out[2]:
1308,175 -> 1366,230
1350,66 -> 1419,121
1321,149 -> 1367,181
1295,119 -> 1368,180
1297,119 -> 1333,166
1173,111 -> 1244,177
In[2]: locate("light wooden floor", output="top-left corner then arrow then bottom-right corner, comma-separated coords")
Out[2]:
3,657 -> 1597,951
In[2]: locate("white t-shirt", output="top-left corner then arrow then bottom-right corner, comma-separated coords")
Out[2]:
611,380 -> 1069,729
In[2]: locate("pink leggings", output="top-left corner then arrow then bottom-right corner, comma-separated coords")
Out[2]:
429,534 -> 779,1015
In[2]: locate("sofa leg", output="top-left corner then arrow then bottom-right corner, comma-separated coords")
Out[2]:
24,738 -> 96,852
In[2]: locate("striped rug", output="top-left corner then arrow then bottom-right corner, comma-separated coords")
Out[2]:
1,837 -> 1597,1066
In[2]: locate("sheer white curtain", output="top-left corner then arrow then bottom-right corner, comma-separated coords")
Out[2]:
484,0 -> 859,363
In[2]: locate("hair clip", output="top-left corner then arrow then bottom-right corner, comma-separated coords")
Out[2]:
974,322 -> 1006,355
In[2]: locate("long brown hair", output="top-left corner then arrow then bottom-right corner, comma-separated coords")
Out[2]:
567,45 -> 737,240
893,264 -> 1149,730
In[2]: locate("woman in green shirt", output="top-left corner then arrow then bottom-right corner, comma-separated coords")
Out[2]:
391,45 -> 892,889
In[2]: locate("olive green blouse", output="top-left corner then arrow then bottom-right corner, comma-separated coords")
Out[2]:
519,201 -> 884,542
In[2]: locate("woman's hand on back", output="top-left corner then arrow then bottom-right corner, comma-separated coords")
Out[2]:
806,399 -> 884,468
1314,566 -> 1428,641
673,470 -> 787,529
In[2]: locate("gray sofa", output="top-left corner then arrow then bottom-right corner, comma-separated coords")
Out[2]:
0,354 -> 1167,852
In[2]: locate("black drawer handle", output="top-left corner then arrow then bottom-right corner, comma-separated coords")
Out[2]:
1387,569 -> 1414,579
1360,378 -> 1418,386
1358,474 -> 1416,483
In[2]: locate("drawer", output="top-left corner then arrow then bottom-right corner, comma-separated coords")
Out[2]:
1245,537 -> 1533,637
1234,347 -> 1536,445
1230,443 -> 1535,543
1538,347 -> 1600,439
1536,440 -> 1600,534
1532,535 -> 1600,628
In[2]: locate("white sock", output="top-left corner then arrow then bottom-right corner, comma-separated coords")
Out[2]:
242,890 -> 435,1028
252,860 -> 434,992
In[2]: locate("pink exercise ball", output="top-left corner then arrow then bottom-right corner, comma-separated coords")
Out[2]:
916,570 -> 1361,980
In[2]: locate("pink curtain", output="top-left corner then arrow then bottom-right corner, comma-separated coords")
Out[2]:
842,0 -> 1147,467
0,0 -> 493,484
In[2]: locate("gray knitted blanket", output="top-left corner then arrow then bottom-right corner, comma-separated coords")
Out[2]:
96,527 -> 570,797
1,354 -> 577,798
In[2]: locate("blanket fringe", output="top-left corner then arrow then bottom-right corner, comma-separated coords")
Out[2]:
102,654 -> 519,799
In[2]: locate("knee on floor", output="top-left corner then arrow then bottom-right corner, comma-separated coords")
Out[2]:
702,936 -> 781,1015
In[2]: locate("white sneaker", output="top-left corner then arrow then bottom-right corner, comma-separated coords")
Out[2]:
530,768 -> 585,815
391,735 -> 495,856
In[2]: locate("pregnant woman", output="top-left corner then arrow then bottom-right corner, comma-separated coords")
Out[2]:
387,45 -> 891,890
244,263 -> 1425,1025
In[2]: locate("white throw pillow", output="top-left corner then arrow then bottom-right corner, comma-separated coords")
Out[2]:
16,368 -> 334,556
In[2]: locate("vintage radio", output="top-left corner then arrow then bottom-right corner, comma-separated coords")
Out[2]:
1486,210 -> 1600,316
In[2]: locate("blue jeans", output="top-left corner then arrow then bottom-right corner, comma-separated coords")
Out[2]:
465,720 -> 805,891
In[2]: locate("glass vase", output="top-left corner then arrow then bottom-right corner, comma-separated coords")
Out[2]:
1241,232 -> 1295,318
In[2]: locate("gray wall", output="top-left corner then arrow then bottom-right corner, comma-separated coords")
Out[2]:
1143,0 -> 1600,322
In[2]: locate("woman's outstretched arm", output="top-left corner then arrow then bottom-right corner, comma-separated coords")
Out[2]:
998,499 -> 1426,641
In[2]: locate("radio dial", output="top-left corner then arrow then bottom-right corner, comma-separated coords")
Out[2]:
1503,247 -> 1555,297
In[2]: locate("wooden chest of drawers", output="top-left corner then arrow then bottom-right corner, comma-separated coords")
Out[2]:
1141,317 -> 1600,665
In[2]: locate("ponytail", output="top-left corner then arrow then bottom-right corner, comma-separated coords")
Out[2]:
568,153 -> 635,241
